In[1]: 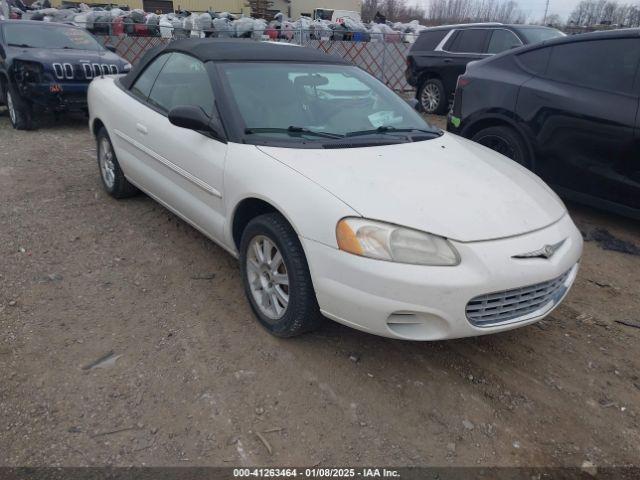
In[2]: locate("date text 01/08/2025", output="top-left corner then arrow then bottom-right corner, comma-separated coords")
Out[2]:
233,468 -> 401,478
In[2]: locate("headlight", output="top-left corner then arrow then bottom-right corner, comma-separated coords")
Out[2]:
123,62 -> 132,72
14,60 -> 43,83
336,217 -> 460,266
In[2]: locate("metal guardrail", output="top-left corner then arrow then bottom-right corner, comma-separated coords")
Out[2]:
94,31 -> 415,91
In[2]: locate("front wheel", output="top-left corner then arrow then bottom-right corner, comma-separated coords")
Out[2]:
96,127 -> 138,198
240,213 -> 323,337
6,87 -> 34,130
471,125 -> 531,168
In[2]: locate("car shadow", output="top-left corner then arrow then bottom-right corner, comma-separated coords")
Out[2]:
0,107 -> 88,131
34,112 -> 89,130
568,201 -> 640,239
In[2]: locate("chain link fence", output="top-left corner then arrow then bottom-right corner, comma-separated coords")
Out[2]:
95,31 -> 415,92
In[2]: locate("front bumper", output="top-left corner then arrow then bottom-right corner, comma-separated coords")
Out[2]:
303,214 -> 582,340
18,81 -> 89,111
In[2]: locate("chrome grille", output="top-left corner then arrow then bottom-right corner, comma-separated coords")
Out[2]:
466,267 -> 574,327
52,62 -> 118,81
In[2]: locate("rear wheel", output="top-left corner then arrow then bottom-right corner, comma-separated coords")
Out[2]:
240,213 -> 323,338
471,125 -> 531,167
6,85 -> 34,130
418,78 -> 447,114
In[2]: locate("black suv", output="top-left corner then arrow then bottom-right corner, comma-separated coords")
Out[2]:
447,29 -> 640,219
405,23 -> 563,114
0,20 -> 130,130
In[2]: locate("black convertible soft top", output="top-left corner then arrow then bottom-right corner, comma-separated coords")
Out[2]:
119,39 -> 351,90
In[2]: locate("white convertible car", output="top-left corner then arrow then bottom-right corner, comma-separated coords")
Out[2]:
88,39 -> 583,340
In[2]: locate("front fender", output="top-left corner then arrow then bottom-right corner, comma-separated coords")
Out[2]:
460,109 -> 521,137
223,143 -> 359,251
460,110 -> 537,168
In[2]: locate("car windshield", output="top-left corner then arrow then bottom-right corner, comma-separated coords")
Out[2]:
219,62 -> 439,143
516,27 -> 564,44
4,23 -> 103,51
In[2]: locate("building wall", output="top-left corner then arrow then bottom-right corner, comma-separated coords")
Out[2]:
270,0 -> 290,17
289,0 -> 362,19
268,0 -> 362,19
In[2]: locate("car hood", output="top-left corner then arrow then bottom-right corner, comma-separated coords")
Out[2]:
257,133 -> 566,242
9,46 -> 125,65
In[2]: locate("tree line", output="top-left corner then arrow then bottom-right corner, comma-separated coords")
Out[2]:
362,0 -> 527,24
362,0 -> 640,28
567,0 -> 640,27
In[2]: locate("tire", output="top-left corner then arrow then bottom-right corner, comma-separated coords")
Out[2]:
5,83 -> 34,130
96,127 -> 138,198
239,213 -> 323,338
418,78 -> 448,115
471,125 -> 531,168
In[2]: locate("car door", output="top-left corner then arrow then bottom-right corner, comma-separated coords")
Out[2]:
129,52 -> 227,240
109,52 -> 169,193
635,71 -> 640,208
439,28 -> 491,93
407,28 -> 450,85
516,38 -> 640,210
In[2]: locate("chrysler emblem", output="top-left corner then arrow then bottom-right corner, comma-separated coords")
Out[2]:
513,239 -> 566,259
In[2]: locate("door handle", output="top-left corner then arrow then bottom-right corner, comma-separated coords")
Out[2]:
136,123 -> 148,135
443,58 -> 452,63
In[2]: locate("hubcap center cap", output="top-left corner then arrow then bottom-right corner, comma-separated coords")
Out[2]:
260,266 -> 273,289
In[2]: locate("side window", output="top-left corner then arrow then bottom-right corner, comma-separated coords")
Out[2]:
487,29 -> 522,54
147,52 -> 214,115
546,39 -> 640,94
414,29 -> 449,51
516,47 -> 551,75
447,29 -> 490,54
130,53 -> 170,101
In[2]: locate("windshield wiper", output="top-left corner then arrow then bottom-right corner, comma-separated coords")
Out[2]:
345,126 -> 440,138
245,126 -> 343,140
8,43 -> 33,48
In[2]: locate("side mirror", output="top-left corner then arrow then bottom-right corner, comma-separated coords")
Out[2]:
168,105 -> 225,141
105,45 -> 118,53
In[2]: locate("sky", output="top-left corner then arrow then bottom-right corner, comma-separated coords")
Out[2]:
517,0 -> 580,20
413,0 -> 581,21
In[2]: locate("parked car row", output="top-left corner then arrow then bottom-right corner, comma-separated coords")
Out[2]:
0,20 -> 636,342
1,19 -> 637,221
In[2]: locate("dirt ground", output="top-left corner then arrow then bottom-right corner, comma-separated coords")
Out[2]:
1,111 -> 639,469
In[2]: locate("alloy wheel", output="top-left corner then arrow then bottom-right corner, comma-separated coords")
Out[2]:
246,235 -> 290,321
99,137 -> 116,188
421,83 -> 440,113
7,91 -> 16,125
